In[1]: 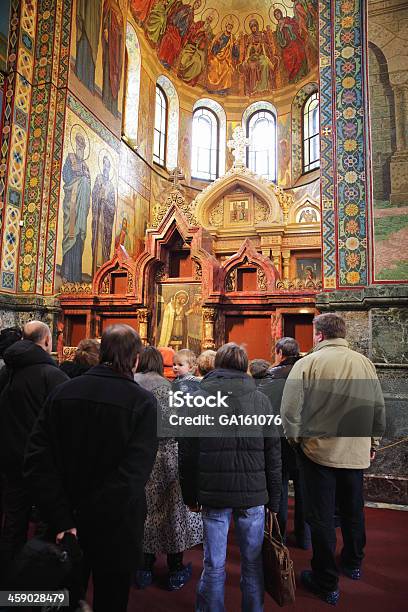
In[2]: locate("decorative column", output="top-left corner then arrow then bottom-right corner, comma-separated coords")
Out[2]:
282,250 -> 290,280
202,307 -> 217,350
137,307 -> 149,346
272,250 -> 282,276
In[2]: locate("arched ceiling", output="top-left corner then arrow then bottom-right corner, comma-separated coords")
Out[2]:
130,0 -> 318,97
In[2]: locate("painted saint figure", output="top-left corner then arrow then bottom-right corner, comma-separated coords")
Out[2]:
145,0 -> 175,46
158,0 -> 202,69
61,133 -> 91,283
242,19 -> 278,96
102,0 -> 124,117
178,14 -> 214,85
207,20 -> 239,93
158,290 -> 189,349
115,215 -> 132,257
274,8 -> 307,83
91,156 -> 116,274
75,0 -> 102,92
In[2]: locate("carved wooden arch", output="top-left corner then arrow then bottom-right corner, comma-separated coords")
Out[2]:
93,248 -> 137,297
192,167 -> 284,228
134,203 -> 217,304
220,239 -> 280,292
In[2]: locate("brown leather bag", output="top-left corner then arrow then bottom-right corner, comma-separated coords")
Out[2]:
263,510 -> 296,606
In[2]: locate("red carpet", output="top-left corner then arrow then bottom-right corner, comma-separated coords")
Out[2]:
121,504 -> 407,612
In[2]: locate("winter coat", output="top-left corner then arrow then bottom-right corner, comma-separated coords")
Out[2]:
134,371 -> 202,553
172,373 -> 201,394
179,368 -> 282,512
59,361 -> 92,379
258,356 -> 300,472
24,364 -> 158,571
0,340 -> 68,475
281,338 -> 386,469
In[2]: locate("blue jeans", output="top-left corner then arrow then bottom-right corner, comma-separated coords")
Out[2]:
196,505 -> 265,612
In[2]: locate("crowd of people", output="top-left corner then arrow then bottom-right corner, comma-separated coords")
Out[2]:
0,313 -> 386,611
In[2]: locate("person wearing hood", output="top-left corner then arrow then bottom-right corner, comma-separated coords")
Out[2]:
0,321 -> 68,576
0,326 -> 22,394
134,346 -> 202,591
179,342 -> 281,612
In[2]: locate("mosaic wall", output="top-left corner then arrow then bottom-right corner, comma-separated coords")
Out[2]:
69,0 -> 127,137
368,0 -> 408,282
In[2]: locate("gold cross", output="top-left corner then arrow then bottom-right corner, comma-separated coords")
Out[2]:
169,166 -> 185,189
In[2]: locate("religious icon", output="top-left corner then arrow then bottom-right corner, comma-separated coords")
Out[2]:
157,285 -> 202,351
298,207 -> 319,223
207,15 -> 240,93
229,200 -> 249,223
296,258 -> 321,283
91,150 -> 116,274
102,0 -> 124,117
115,213 -> 132,257
75,0 -> 103,93
60,124 -> 91,283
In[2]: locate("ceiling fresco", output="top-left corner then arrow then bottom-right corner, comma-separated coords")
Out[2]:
130,0 -> 318,96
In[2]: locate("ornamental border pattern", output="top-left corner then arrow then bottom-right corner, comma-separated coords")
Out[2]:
67,93 -> 121,152
44,0 -> 72,294
0,0 -> 36,292
334,0 -> 368,287
319,0 -> 337,289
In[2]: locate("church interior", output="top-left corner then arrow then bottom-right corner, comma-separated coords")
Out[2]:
0,0 -> 407,609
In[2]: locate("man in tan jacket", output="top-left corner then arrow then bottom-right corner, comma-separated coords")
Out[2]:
281,313 -> 385,605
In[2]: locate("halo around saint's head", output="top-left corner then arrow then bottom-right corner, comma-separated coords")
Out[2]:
269,3 -> 288,25
173,289 -> 189,305
244,13 -> 265,34
221,14 -> 240,35
201,8 -> 219,29
70,123 -> 90,161
98,148 -> 115,177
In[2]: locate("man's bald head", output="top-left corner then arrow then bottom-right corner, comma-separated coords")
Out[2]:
23,321 -> 52,353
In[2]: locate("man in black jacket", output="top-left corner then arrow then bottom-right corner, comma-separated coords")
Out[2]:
0,321 -> 68,575
258,337 -> 311,549
179,343 -> 281,612
24,325 -> 158,612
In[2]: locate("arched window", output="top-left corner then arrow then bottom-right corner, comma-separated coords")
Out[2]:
156,75 -> 179,170
192,107 -> 219,180
122,24 -> 141,146
154,84 -> 167,166
303,92 -> 320,173
246,109 -> 277,181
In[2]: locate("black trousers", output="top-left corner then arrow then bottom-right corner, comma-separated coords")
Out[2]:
277,466 -> 310,545
298,450 -> 366,592
68,560 -> 130,612
0,475 -> 31,579
143,551 -> 184,572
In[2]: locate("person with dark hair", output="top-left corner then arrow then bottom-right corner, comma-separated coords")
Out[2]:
257,337 -> 310,548
59,338 -> 100,378
24,324 -> 158,612
248,358 -> 271,382
0,321 -> 68,576
134,347 -> 202,590
179,342 -> 281,611
281,313 -> 386,605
